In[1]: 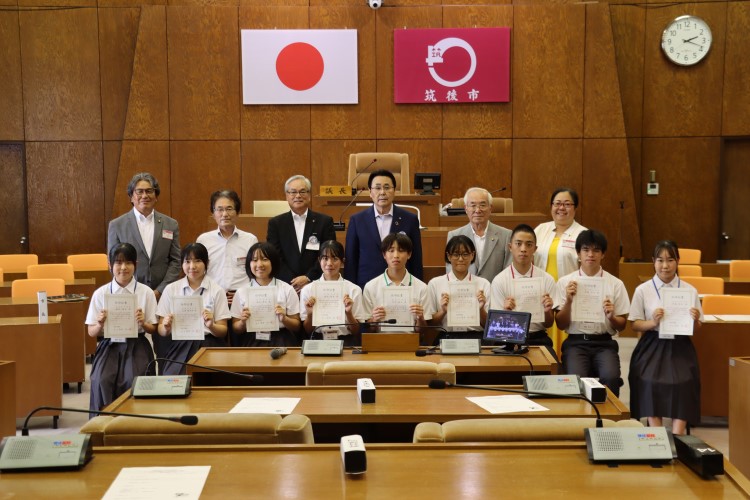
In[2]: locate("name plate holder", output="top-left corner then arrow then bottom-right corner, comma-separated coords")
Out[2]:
440,338 -> 481,355
302,339 -> 344,356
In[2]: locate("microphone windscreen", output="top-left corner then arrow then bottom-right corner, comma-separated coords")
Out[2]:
270,349 -> 281,359
415,350 -> 428,357
428,379 -> 448,389
179,415 -> 199,425
384,319 -> 397,324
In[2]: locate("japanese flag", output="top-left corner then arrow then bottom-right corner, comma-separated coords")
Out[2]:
242,29 -> 359,105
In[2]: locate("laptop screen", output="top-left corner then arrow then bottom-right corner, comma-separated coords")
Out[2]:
482,309 -> 531,345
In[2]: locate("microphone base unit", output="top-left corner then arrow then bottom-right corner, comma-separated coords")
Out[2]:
131,375 -> 192,399
523,375 -> 582,397
0,434 -> 93,472
440,338 -> 481,355
585,427 -> 676,464
302,339 -> 344,356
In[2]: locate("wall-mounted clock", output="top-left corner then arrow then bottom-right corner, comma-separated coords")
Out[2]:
661,15 -> 712,66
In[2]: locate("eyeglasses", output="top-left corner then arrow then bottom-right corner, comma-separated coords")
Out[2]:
466,202 -> 489,211
134,188 -> 156,196
286,189 -> 310,196
552,201 -> 574,209
370,185 -> 394,193
213,207 -> 236,214
449,252 -> 473,260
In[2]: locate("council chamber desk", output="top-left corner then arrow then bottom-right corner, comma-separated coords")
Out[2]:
2,444 -> 748,498
186,346 -> 558,386
104,385 -> 627,442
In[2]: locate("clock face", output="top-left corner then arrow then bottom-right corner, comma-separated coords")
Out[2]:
661,15 -> 712,66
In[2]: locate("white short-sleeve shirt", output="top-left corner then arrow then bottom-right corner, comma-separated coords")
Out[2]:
427,272 -> 491,331
157,276 -> 231,335
557,268 -> 630,335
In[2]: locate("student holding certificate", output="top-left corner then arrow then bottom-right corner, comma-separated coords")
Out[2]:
428,235 -> 490,341
628,240 -> 703,435
555,230 -> 630,396
85,243 -> 157,414
491,224 -> 558,356
301,240 -> 366,346
156,243 -> 230,375
363,233 -> 431,332
231,242 -> 302,346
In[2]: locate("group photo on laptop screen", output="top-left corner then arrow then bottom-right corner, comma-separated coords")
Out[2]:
483,309 -> 531,345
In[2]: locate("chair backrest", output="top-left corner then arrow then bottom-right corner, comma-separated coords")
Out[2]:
253,200 -> 290,217
26,264 -> 75,281
67,253 -> 108,271
679,248 -> 701,264
450,197 -> 514,214
348,153 -> 410,194
11,278 -> 65,299
0,268 -> 3,282
79,413 -> 314,447
413,417 -> 644,443
677,264 -> 702,277
701,295 -> 750,315
306,360 -> 456,386
0,254 -> 38,274
729,260 -> 750,280
680,276 -> 724,295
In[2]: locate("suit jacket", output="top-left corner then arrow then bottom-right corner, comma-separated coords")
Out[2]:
344,205 -> 423,289
107,209 -> 181,293
446,222 -> 511,283
266,209 -> 336,284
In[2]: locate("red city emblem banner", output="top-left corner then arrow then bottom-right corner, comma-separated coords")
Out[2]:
394,28 -> 511,104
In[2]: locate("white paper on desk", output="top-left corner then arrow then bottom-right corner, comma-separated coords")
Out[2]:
244,287 -> 278,332
512,278 -> 544,323
571,277 -> 604,324
447,281 -> 479,327
104,293 -> 138,339
171,296 -> 205,340
466,395 -> 549,414
715,314 -> 750,322
102,465 -> 210,500
383,286 -> 413,330
660,287 -> 696,336
312,281 -> 346,326
229,397 -> 301,414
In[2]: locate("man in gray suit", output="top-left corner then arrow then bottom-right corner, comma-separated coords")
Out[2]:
446,187 -> 511,282
107,172 -> 181,301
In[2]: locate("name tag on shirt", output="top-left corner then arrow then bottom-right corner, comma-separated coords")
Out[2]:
561,238 -> 576,249
162,229 -> 174,240
111,337 -> 127,343
236,256 -> 246,267
306,235 -> 320,251
256,332 -> 271,341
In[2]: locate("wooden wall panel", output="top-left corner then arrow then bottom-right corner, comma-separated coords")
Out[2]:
311,7 -> 376,139
376,6 -> 442,139
584,4 -> 627,138
123,6 -> 169,140
0,0 -> 16,7
99,7 -> 140,141
19,8 -> 101,141
512,139 -> 582,216
442,5 -> 513,139
513,4 -> 585,138
167,6 -> 240,140
241,141 -> 310,214
112,141 -> 171,219
722,2 -> 750,135
627,138 -> 643,224
26,142 -> 104,261
0,12 -> 23,140
642,3 -> 726,137
582,139 -> 641,271
0,144 -> 27,255
610,4 -> 645,138
171,141 -> 242,244
639,137 -> 721,261
312,139 -> 373,187
239,6 -> 310,140
103,141 -> 122,224
443,139 -> 511,205
19,0 -> 94,6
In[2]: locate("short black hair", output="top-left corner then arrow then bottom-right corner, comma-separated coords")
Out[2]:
652,240 -> 680,260
368,169 -> 397,190
181,242 -> 209,268
108,243 -> 138,271
575,229 -> 608,253
127,172 -> 160,198
210,190 -> 241,213
318,240 -> 345,261
550,187 -> 579,207
510,224 -> 537,243
381,233 -> 412,254
245,242 -> 280,281
445,235 -> 476,264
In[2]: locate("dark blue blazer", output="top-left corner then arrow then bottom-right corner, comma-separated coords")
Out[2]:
344,205 -> 423,289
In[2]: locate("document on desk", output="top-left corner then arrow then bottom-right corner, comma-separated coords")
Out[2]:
466,395 -> 549,414
660,288 -> 696,336
447,281 -> 479,327
571,277 -> 604,323
104,293 -> 137,339
229,397 -> 301,414
171,296 -> 205,340
312,281 -> 346,326
512,277 -> 544,322
244,287 -> 278,332
102,465 -> 210,500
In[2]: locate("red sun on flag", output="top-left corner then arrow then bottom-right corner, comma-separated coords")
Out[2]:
276,42 -> 325,91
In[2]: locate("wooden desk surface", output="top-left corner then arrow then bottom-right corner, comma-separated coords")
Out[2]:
2,444 -> 748,498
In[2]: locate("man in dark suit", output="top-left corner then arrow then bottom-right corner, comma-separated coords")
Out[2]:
267,175 -> 336,293
344,169 -> 423,289
107,172 -> 181,300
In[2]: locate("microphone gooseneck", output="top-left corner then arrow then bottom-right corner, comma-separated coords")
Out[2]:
144,357 -> 263,383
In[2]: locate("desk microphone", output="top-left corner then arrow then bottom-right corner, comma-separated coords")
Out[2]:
144,357 -> 263,383
349,158 -> 377,195
334,158 -> 378,231
415,346 -> 440,357
380,323 -> 447,345
311,319 -> 397,340
428,380 -> 603,428
270,347 -> 287,359
134,358 -> 263,397
488,186 -> 507,196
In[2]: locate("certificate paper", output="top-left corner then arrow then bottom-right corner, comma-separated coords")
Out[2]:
660,287 -> 696,336
312,281 -> 346,326
383,287 -> 413,329
245,287 -> 278,332
104,293 -> 137,339
571,277 -> 604,324
171,296 -> 204,340
512,278 -> 544,322
229,397 -> 301,414
102,466 -> 210,500
447,281 -> 479,327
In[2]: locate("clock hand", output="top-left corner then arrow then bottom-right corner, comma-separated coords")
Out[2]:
683,36 -> 699,43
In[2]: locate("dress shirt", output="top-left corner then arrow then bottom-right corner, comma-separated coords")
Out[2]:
134,207 -> 154,258
197,227 -> 258,291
